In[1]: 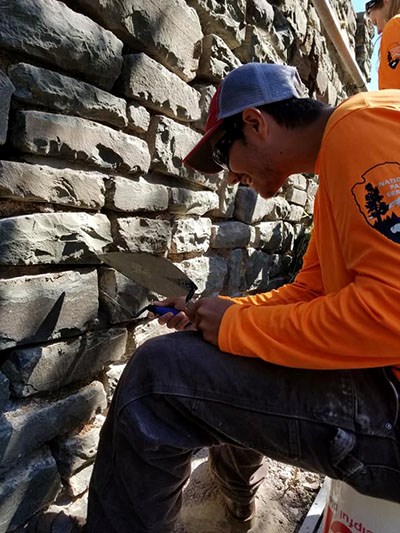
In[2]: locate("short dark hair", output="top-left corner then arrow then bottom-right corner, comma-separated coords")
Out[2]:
222,97 -> 326,132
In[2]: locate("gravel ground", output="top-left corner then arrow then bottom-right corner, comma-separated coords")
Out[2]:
174,449 -> 323,533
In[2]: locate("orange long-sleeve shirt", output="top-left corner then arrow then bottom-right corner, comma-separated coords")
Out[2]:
219,90 -> 400,377
379,14 -> 400,89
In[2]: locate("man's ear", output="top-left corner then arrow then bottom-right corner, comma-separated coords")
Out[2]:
241,108 -> 268,137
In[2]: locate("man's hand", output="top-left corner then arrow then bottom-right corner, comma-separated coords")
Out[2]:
186,297 -> 235,345
152,296 -> 195,331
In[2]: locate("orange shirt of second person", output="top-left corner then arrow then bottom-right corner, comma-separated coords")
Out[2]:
366,0 -> 400,88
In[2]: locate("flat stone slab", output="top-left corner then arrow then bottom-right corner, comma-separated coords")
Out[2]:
105,176 -> 168,213
177,256 -> 227,296
74,0 -> 203,82
211,221 -> 256,249
12,110 -> 150,174
0,447 -> 61,532
0,269 -> 98,351
52,415 -> 105,478
198,34 -> 241,82
120,53 -> 201,122
0,160 -> 106,210
2,328 -> 127,397
234,187 -> 291,224
0,0 -> 123,90
148,115 -> 221,191
99,267 -> 150,325
9,63 -> 128,128
171,217 -> 212,254
0,381 -> 106,476
168,188 -> 219,216
115,217 -> 172,254
0,71 -> 15,145
186,0 -> 246,48
0,372 -> 9,412
0,212 -> 112,265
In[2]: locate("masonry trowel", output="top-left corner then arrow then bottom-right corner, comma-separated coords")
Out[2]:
98,251 -> 198,317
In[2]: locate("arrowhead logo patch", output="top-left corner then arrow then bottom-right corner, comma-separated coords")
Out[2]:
351,162 -> 400,244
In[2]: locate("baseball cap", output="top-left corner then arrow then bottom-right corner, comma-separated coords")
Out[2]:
183,62 -> 306,174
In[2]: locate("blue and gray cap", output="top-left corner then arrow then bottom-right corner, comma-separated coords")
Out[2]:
184,62 -> 307,174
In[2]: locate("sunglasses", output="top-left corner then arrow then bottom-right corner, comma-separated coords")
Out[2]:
212,122 -> 243,172
365,0 -> 381,14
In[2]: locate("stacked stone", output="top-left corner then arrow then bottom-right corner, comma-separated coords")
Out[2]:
0,0 -> 368,531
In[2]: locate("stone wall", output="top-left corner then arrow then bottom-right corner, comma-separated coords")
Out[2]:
0,1 -> 370,531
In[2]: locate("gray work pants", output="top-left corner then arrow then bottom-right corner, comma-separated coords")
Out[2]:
87,331 -> 400,533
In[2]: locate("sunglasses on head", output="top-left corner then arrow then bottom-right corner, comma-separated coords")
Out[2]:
365,0 -> 382,14
212,121 -> 243,172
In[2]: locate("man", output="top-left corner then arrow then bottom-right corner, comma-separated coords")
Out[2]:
87,63 -> 400,532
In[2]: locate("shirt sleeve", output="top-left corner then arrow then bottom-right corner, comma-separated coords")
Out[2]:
218,106 -> 400,370
379,16 -> 400,90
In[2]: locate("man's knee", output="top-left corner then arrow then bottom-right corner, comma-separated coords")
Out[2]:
119,332 -> 202,396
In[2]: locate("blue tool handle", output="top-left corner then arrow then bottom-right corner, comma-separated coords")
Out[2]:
147,304 -> 180,316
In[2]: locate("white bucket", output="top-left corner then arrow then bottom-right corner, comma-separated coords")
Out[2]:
322,479 -> 400,533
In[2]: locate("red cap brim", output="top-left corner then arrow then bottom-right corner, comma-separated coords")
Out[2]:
183,119 -> 224,174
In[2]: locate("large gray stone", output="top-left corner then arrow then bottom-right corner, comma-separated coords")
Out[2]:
285,174 -> 308,191
0,269 -> 98,351
0,161 -> 106,210
0,381 -> 106,476
171,217 -> 212,254
210,221 -> 256,249
2,328 -> 127,397
0,0 -> 123,91
0,373 -> 9,412
255,221 -> 284,251
226,248 -> 245,296
244,249 -> 275,293
12,111 -> 150,174
0,447 -> 61,532
0,71 -> 15,145
208,181 -> 238,219
52,415 -> 105,478
285,187 -> 308,207
198,34 -> 241,82
246,0 -> 275,28
74,0 -> 202,82
67,463 -> 93,498
9,63 -> 128,128
177,256 -> 227,296
115,217 -> 172,254
148,115 -> 221,191
255,221 -> 295,253
106,364 -> 127,402
186,0 -> 246,48
234,187 -> 290,224
0,212 -> 112,265
168,188 -> 219,216
235,25 -> 284,64
192,83 -> 217,131
127,102 -> 151,135
99,267 -> 150,325
120,54 -> 201,122
105,176 -> 169,213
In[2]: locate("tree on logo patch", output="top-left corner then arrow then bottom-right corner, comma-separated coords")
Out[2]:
365,182 -> 389,225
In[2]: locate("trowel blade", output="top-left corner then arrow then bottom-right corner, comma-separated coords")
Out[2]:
98,252 -> 198,299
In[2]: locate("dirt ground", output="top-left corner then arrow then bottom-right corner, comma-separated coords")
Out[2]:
174,449 -> 323,533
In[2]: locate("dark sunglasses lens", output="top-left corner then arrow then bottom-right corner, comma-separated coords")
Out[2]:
212,138 -> 230,171
365,0 -> 378,12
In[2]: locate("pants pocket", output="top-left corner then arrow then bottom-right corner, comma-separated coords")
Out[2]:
330,427 -> 400,503
330,427 -> 365,479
